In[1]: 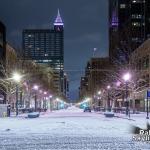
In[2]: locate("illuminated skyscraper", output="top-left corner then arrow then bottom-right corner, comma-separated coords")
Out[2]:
22,9 -> 65,94
0,21 -> 6,103
109,0 -> 150,64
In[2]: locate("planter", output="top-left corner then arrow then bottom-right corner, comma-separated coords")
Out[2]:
28,112 -> 40,118
104,112 -> 114,118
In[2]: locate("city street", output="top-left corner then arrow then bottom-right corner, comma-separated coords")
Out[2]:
1,0 -> 150,149
0,107 -> 150,150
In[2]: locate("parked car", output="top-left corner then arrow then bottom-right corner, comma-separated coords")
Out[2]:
84,107 -> 91,112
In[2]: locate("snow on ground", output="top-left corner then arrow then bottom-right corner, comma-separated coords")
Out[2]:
0,106 -> 150,149
0,107 -> 131,137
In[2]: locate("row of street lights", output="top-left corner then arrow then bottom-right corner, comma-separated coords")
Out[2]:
99,72 -> 149,119
80,72 -> 149,119
11,72 -> 55,116
32,85 -> 54,112
7,71 -> 68,116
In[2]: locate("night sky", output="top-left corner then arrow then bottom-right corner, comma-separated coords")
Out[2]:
0,0 -> 108,100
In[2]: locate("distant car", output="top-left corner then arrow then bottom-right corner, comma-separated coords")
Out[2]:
84,107 -> 91,112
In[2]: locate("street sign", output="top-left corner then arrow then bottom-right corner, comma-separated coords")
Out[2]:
147,90 -> 150,98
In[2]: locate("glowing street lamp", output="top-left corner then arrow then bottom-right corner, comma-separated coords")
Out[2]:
12,72 -> 22,82
116,81 -> 121,87
44,91 -> 47,95
123,72 -> 131,82
107,85 -> 111,89
33,85 -> 39,90
56,98 -> 60,102
49,95 -> 52,98
97,91 -> 101,95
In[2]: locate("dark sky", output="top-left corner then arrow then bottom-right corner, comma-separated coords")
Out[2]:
0,0 -> 108,100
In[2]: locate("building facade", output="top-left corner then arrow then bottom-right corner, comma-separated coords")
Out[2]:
79,57 -> 114,107
0,21 -> 6,104
22,10 -> 65,95
130,39 -> 150,111
109,0 -> 150,64
79,76 -> 88,100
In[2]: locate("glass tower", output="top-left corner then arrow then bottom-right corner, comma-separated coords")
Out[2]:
109,0 -> 150,64
22,10 -> 64,93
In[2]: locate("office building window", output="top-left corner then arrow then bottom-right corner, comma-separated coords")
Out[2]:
120,4 -> 126,9
132,22 -> 141,27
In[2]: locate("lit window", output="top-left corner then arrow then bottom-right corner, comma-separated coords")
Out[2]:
132,0 -> 144,3
43,60 -> 49,62
132,38 -> 138,41
132,22 -> 141,27
45,54 -> 48,56
28,45 -> 32,48
132,14 -> 142,19
120,4 -> 126,8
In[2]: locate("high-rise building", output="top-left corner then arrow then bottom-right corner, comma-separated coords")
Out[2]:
0,21 -> 6,103
22,10 -> 65,94
109,0 -> 150,64
79,62 -> 90,99
0,21 -> 6,73
79,76 -> 88,99
79,57 -> 114,104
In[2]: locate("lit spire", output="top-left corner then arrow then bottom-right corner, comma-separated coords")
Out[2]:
54,9 -> 64,26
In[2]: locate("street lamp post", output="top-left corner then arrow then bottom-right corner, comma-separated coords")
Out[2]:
12,72 -> 22,116
16,84 -> 19,116
43,92 -> 47,110
125,82 -> 129,117
39,90 -> 43,109
56,98 -> 60,110
33,85 -> 39,112
107,85 -> 111,112
49,95 -> 52,111
123,72 -> 131,118
115,81 -> 121,109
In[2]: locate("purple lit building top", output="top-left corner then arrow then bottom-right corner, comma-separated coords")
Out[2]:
54,9 -> 64,26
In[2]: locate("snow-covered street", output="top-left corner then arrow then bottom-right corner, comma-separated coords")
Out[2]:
0,106 -> 150,150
